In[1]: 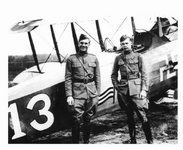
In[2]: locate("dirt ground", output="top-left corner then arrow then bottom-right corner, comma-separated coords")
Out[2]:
31,100 -> 178,144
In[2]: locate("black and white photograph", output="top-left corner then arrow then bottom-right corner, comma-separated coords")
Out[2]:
3,0 -> 181,149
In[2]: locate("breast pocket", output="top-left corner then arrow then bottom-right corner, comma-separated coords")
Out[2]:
129,57 -> 139,71
72,63 -> 83,75
118,60 -> 126,72
88,63 -> 96,77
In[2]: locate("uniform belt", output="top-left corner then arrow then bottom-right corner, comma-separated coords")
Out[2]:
73,78 -> 94,84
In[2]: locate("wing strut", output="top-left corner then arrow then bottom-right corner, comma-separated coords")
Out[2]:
157,17 -> 163,37
50,25 -> 62,63
71,23 -> 79,53
95,20 -> 105,51
131,17 -> 136,36
28,32 -> 41,73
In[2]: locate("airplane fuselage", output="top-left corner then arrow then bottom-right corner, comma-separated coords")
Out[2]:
8,38 -> 178,143
8,53 -> 119,142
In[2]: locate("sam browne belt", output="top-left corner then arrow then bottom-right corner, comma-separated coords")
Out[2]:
73,78 -> 94,84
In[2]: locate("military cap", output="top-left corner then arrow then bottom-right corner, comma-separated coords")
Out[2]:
79,34 -> 90,41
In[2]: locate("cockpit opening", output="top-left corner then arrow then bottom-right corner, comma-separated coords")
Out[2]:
133,31 -> 153,53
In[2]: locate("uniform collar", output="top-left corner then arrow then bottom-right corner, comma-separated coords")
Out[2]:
77,51 -> 88,57
123,50 -> 133,55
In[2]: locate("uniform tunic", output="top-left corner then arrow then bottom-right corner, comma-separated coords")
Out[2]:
111,51 -> 148,96
65,53 -> 101,124
111,51 -> 149,121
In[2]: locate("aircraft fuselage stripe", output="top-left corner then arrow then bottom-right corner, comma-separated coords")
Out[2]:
99,87 -> 114,97
99,87 -> 114,105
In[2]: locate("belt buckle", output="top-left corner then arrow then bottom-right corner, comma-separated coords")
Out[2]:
84,78 -> 88,84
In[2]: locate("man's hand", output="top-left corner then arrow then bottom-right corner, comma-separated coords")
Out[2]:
140,90 -> 147,99
67,96 -> 74,105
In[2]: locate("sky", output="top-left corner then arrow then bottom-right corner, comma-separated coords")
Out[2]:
2,0 -> 180,56
2,0 -> 183,149
5,16 -> 155,56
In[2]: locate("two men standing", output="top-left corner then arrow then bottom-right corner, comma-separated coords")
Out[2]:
65,33 -> 153,144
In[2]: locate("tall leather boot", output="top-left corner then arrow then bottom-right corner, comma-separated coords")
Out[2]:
83,123 -> 90,144
126,113 -> 137,144
125,100 -> 136,144
142,121 -> 153,144
128,123 -> 137,144
72,125 -> 80,144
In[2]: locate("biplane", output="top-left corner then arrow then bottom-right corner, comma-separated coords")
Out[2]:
8,16 -> 178,143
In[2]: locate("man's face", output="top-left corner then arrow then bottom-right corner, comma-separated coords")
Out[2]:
120,38 -> 132,52
78,39 -> 90,52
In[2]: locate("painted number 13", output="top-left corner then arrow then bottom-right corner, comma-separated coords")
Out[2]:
8,94 -> 54,140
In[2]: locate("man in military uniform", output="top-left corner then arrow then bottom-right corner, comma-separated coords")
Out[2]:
111,35 -> 153,144
65,34 -> 101,143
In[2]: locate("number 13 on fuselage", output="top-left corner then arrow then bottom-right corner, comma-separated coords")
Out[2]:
8,93 -> 54,140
